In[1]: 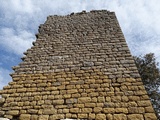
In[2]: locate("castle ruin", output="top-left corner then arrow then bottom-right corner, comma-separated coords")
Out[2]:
0,10 -> 157,120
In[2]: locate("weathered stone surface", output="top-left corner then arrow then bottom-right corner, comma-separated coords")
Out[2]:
103,108 -> 115,113
0,98 -> 5,104
43,108 -> 57,115
81,108 -> 92,113
144,113 -> 157,120
106,114 -> 113,120
78,114 -> 88,119
89,113 -> 95,119
31,115 -> 38,120
78,97 -> 91,103
113,114 -> 127,120
127,114 -> 144,120
6,110 -> 19,115
0,10 -> 156,120
93,107 -> 102,113
70,108 -> 79,113
19,114 -> 31,120
49,114 -> 64,120
95,114 -> 106,120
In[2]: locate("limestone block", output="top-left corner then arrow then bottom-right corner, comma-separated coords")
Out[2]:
31,115 -> 38,120
49,114 -> 64,120
88,92 -> 99,97
85,103 -> 96,107
67,89 -> 78,94
66,98 -> 77,104
0,111 -> 5,116
71,114 -> 77,118
97,97 -> 105,102
65,113 -> 72,118
145,106 -> 154,113
103,108 -> 115,113
93,107 -> 102,113
78,114 -> 88,119
95,114 -> 106,120
39,115 -> 49,120
115,108 -> 128,113
121,96 -> 128,102
70,108 -> 79,113
72,93 -> 81,98
6,110 -> 19,115
63,94 -> 71,99
43,108 -> 57,115
28,109 -> 38,114
89,113 -> 95,119
81,108 -> 92,113
0,98 -> 5,104
128,107 -> 145,114
106,114 -> 113,120
106,97 -> 111,102
134,90 -> 147,95
17,88 -> 26,93
127,102 -> 137,107
128,96 -> 140,101
127,114 -> 143,120
113,114 -> 127,120
74,104 -> 84,108
78,97 -> 91,103
144,113 -> 157,120
137,100 -> 151,107
62,109 -> 69,113
52,99 -> 64,105
19,114 -> 31,120
55,105 -> 67,109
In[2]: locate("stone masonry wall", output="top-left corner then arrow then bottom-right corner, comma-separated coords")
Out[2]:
0,10 -> 157,120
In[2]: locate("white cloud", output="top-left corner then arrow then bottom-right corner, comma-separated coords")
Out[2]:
0,28 -> 34,55
0,67 -> 11,89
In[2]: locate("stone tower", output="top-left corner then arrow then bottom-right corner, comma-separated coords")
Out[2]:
0,10 -> 157,120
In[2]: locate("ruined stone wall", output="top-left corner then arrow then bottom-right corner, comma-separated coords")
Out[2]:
0,10 -> 157,120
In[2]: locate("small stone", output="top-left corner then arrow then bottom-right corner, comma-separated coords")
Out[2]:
31,115 -> 38,120
81,108 -> 92,113
115,108 -> 128,113
78,97 -> 91,103
137,100 -> 151,107
78,114 -> 88,119
19,114 -> 31,120
145,106 -> 154,113
93,107 -> 102,113
39,115 -> 49,120
0,98 -> 5,104
103,108 -> 115,113
96,114 -> 106,120
6,110 -> 19,115
70,108 -> 79,113
89,113 -> 95,119
43,108 -> 57,115
106,114 -> 113,120
127,114 -> 143,120
113,114 -> 127,120
49,114 -> 64,120
144,113 -> 157,120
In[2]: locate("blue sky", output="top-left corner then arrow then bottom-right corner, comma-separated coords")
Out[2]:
0,0 -> 160,89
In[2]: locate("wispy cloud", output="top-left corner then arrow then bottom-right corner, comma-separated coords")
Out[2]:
0,67 -> 11,89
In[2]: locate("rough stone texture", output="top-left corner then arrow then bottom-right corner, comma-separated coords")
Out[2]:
0,10 -> 157,120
